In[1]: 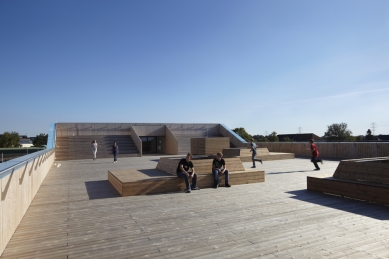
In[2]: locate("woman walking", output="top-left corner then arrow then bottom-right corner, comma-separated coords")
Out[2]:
112,142 -> 119,163
91,140 -> 98,161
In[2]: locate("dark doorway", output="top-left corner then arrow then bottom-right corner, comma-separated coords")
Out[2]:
140,136 -> 165,154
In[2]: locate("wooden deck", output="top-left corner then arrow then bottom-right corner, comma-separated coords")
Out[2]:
2,156 -> 389,258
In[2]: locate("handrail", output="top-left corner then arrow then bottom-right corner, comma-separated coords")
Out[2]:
0,148 -> 55,179
220,124 -> 247,143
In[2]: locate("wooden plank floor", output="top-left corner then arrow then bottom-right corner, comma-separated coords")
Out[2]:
2,156 -> 389,258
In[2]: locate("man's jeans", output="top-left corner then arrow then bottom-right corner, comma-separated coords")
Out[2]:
177,172 -> 197,190
212,169 -> 229,186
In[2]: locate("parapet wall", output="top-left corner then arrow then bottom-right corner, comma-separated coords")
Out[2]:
256,142 -> 389,159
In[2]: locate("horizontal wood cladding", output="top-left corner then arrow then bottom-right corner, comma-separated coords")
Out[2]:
307,157 -> 389,205
257,142 -> 389,159
191,137 -> 230,156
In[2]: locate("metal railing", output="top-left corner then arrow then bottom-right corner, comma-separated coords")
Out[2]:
0,148 -> 55,179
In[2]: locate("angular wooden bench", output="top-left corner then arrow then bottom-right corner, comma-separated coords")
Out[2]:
109,156 -> 265,196
307,157 -> 389,205
222,148 -> 294,162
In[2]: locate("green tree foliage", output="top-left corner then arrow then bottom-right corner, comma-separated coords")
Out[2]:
280,136 -> 291,142
365,129 -> 375,140
355,135 -> 363,141
324,123 -> 353,141
266,131 -> 279,142
33,133 -> 48,147
252,134 -> 267,142
0,131 -> 21,148
232,128 -> 252,142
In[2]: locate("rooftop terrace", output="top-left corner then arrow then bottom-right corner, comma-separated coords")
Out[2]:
1,156 -> 389,258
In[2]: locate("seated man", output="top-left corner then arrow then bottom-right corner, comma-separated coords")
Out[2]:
212,152 -> 231,188
176,153 -> 200,193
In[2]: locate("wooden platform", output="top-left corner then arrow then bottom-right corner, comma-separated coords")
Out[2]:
307,156 -> 389,205
109,157 -> 264,196
4,156 -> 389,259
222,148 -> 294,162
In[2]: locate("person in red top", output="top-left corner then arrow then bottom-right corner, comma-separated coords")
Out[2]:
308,139 -> 323,170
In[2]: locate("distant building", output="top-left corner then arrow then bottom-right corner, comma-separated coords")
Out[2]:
377,135 -> 389,141
19,138 -> 34,148
277,133 -> 323,142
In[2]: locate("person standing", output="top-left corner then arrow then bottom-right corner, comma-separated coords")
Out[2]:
308,139 -> 323,170
212,152 -> 231,188
112,142 -> 119,163
91,140 -> 98,161
176,153 -> 200,193
249,138 -> 263,168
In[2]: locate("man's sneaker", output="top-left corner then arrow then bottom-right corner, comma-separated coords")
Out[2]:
259,160 -> 263,164
225,183 -> 231,187
314,168 -> 320,171
191,187 -> 200,190
214,184 -> 219,189
185,189 -> 191,193
321,160 -> 323,165
251,166 -> 256,168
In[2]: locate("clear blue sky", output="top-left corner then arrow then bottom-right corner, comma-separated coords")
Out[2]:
1,0 -> 388,137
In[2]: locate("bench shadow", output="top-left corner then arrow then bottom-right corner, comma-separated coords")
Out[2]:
85,180 -> 120,200
287,189 -> 389,220
268,170 -> 312,174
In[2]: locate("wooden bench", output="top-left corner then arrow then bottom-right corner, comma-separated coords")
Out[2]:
109,156 -> 265,196
307,157 -> 389,205
222,148 -> 294,162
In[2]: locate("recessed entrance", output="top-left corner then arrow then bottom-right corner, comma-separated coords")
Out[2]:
140,136 -> 164,154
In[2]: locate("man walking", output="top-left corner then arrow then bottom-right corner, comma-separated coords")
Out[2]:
308,139 -> 323,170
249,138 -> 263,168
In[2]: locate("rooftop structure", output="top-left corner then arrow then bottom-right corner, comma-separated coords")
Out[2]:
2,156 -> 389,258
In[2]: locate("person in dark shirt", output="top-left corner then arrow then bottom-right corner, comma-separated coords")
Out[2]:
176,153 -> 200,193
112,142 -> 119,163
212,152 -> 231,188
307,139 -> 323,170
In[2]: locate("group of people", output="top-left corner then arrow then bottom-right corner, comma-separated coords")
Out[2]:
91,140 -> 119,163
176,152 -> 231,193
91,137 -> 323,190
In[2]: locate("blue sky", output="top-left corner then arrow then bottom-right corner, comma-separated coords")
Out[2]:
1,0 -> 388,137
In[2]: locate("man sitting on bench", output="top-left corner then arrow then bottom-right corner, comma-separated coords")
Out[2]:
212,152 -> 231,189
177,153 -> 200,193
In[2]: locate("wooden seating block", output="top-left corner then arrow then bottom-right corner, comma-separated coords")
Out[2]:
156,157 -> 245,176
307,157 -> 389,205
222,148 -> 294,162
109,170 -> 265,196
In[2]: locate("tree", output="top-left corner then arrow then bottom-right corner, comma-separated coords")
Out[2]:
232,128 -> 252,142
365,129 -> 375,140
355,135 -> 363,141
280,136 -> 291,142
266,131 -> 279,142
0,131 -> 21,147
324,123 -> 353,142
252,134 -> 269,142
33,133 -> 48,147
